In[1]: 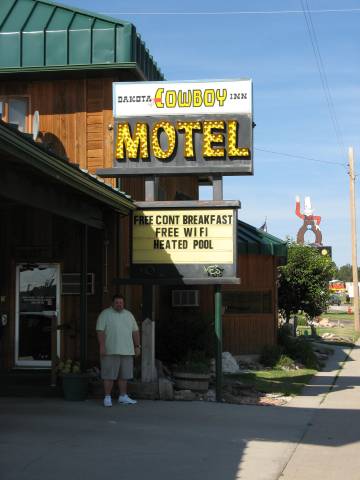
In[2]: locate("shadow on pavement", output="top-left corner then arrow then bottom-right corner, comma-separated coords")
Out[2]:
0,396 -> 360,480
0,344 -> 358,480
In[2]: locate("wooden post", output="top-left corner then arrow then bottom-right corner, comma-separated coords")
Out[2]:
212,174 -> 223,201
80,224 -> 88,371
141,318 -> 157,382
140,176 -> 158,381
349,147 -> 360,331
50,313 -> 57,387
212,175 -> 224,401
145,176 -> 157,202
215,285 -> 222,402
141,283 -> 157,380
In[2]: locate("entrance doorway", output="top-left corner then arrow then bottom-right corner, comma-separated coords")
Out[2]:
15,264 -> 60,367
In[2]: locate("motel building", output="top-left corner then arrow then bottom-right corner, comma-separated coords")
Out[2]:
0,0 -> 286,396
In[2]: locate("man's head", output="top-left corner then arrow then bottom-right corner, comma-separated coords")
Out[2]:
112,294 -> 125,312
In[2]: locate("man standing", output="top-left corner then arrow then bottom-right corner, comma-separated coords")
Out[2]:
96,294 -> 140,407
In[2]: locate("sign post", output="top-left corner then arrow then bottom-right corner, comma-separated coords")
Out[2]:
215,285 -> 223,402
97,78 -> 254,401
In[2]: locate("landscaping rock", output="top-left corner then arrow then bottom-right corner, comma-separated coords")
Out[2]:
206,389 -> 216,402
239,361 -> 263,371
174,389 -> 196,401
128,380 -> 159,400
321,332 -> 352,343
211,352 -> 241,374
221,352 -> 240,374
236,354 -> 260,364
223,379 -> 256,396
322,332 -> 335,339
155,359 -> 165,378
314,351 -> 328,361
158,378 -> 174,400
260,394 -> 292,406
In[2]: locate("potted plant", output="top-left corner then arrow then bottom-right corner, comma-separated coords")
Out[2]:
57,359 -> 90,401
173,351 -> 211,392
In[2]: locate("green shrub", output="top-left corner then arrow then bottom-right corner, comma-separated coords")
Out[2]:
260,345 -> 283,367
278,324 -> 293,349
157,312 -> 213,363
275,355 -> 296,370
295,315 -> 308,326
175,351 -> 210,374
291,340 -> 318,369
278,324 -> 319,369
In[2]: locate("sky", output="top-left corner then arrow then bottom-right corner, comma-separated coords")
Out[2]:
65,0 -> 360,267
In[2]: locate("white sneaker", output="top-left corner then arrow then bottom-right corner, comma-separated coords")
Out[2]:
118,394 -> 137,405
103,396 -> 112,407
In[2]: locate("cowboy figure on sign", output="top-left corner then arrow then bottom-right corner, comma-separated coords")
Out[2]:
295,196 -> 322,245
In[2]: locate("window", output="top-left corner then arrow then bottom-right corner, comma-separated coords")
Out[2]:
0,96 -> 29,132
172,290 -> 200,307
61,273 -> 95,295
223,291 -> 272,314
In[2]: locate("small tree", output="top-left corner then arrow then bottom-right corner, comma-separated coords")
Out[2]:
278,243 -> 336,330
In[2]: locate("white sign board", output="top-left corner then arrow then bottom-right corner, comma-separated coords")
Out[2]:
113,79 -> 252,118
345,282 -> 360,298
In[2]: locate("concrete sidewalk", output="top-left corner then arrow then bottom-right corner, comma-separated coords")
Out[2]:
0,343 -> 358,480
236,342 -> 354,479
280,341 -> 360,480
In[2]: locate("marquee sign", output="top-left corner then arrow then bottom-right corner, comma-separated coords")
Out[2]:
113,80 -> 252,117
108,79 -> 253,176
131,204 -> 239,283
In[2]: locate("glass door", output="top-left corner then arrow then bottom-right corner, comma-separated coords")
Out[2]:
15,264 -> 60,367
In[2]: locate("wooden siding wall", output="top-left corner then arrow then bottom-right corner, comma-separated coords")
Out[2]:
221,254 -> 278,354
0,79 -> 87,168
0,75 -> 279,359
159,176 -> 198,200
157,254 -> 278,357
0,201 -> 123,369
0,76 -> 119,187
0,75 -> 198,360
0,77 -> 201,198
182,254 -> 278,356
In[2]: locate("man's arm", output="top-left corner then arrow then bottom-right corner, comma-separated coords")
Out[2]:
97,331 -> 106,356
295,196 -> 304,219
132,330 -> 141,356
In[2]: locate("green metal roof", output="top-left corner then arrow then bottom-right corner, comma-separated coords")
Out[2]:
0,0 -> 163,79
237,220 -> 288,258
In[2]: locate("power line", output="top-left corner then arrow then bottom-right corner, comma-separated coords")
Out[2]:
100,8 -> 360,16
300,0 -> 345,157
255,147 -> 346,166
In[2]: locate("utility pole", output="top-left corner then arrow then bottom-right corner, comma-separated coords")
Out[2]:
349,147 -> 360,331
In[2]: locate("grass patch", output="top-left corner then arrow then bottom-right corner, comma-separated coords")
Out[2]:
297,325 -> 360,344
290,311 -> 355,325
325,312 -> 354,321
226,369 -> 316,396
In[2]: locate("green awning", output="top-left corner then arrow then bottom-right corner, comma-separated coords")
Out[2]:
0,0 -> 163,80
237,220 -> 288,258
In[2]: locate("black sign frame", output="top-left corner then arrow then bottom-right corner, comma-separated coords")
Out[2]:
129,201 -> 240,285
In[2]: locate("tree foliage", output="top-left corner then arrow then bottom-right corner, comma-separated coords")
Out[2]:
278,243 -> 337,321
335,263 -> 359,282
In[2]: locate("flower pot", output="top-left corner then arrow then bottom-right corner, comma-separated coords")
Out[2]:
61,374 -> 90,401
173,372 -> 210,392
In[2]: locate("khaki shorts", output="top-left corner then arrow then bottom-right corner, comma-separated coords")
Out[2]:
100,355 -> 134,380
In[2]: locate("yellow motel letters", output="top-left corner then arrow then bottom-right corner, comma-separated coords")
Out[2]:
115,120 -> 250,160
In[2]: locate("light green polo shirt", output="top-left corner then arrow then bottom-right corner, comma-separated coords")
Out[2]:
96,307 -> 139,355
